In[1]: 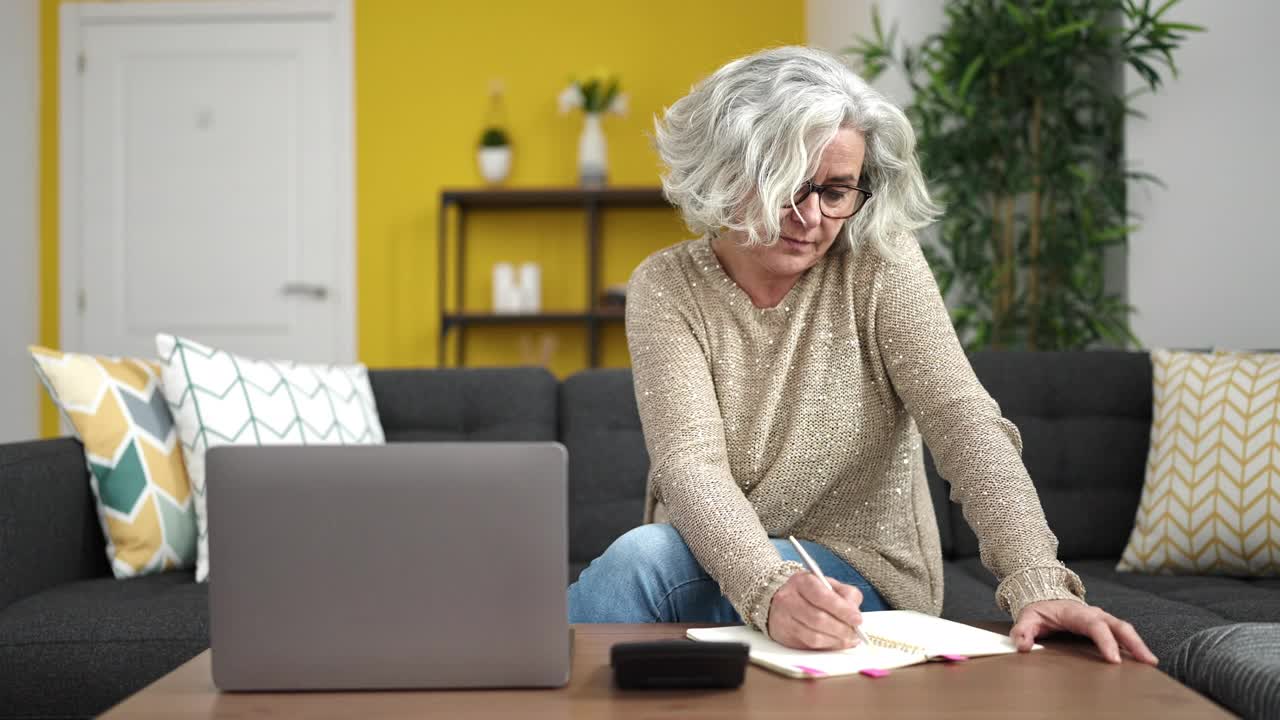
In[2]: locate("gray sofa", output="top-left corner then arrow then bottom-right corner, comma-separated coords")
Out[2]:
2,352 -> 1277,718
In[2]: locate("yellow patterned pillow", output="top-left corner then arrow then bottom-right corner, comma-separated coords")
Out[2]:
30,346 -> 197,578
1118,349 -> 1280,575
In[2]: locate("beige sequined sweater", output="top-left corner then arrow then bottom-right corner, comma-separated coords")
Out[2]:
625,233 -> 1087,633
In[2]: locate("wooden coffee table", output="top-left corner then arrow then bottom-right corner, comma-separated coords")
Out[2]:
101,623 -> 1231,718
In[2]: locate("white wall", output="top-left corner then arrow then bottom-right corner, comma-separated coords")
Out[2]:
0,0 -> 41,442
807,0 -> 945,108
1126,0 -> 1280,350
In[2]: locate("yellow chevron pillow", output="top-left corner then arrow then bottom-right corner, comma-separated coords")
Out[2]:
30,346 -> 197,578
1118,349 -> 1280,575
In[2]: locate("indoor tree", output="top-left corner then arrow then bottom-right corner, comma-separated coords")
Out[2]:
848,0 -> 1203,350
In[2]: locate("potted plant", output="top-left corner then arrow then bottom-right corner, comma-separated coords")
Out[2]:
847,0 -> 1203,350
477,125 -> 511,184
558,69 -> 629,187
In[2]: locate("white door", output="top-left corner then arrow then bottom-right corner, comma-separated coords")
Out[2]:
62,1 -> 354,364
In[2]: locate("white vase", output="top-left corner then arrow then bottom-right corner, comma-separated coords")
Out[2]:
478,146 -> 511,184
578,113 -> 607,187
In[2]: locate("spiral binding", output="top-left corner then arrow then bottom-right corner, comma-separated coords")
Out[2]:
866,633 -> 927,656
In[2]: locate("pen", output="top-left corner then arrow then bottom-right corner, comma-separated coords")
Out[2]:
788,535 -> 873,648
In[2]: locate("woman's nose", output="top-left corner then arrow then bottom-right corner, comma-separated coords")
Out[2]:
787,191 -> 823,228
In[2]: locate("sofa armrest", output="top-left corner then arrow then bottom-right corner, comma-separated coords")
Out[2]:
0,437 -> 109,611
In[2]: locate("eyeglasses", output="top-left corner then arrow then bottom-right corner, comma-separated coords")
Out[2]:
784,179 -> 873,219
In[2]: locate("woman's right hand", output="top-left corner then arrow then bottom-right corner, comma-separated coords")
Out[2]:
767,573 -> 865,650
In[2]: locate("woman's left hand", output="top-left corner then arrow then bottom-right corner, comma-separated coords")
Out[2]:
1011,599 -> 1159,665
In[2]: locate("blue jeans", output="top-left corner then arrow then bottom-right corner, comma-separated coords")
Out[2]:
568,524 -> 888,623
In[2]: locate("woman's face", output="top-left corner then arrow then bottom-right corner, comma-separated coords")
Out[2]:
745,127 -> 867,280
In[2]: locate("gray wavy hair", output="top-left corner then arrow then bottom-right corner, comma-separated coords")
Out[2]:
653,45 -> 940,259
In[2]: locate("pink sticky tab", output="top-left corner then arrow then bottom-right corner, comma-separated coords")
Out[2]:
859,668 -> 890,678
795,665 -> 827,677
939,654 -> 969,662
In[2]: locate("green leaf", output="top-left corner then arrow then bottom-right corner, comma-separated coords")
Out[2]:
1092,224 -> 1138,244
971,319 -> 992,351
600,78 -> 620,113
956,55 -> 985,98
1125,169 -> 1167,188
1152,0 -> 1178,21
936,269 -> 954,296
994,41 -> 1031,68
1003,1 -> 1029,27
1124,105 -> 1149,120
950,306 -> 975,331
1047,19 -> 1094,41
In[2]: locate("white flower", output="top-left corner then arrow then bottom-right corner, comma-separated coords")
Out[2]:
608,92 -> 629,117
557,85 -> 583,115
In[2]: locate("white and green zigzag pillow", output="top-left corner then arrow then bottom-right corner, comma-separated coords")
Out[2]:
156,334 -> 385,582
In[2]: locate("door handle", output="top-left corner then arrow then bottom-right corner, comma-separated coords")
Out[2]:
280,283 -> 329,300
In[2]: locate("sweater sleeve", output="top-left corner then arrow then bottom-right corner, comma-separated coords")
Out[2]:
625,254 -> 804,632
871,235 -> 1086,620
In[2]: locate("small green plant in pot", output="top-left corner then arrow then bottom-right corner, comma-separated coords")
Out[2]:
477,80 -> 513,184
477,125 -> 511,184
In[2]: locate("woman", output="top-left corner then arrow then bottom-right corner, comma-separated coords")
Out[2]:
568,46 -> 1156,664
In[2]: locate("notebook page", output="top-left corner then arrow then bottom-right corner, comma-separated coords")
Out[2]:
860,610 -> 1042,658
686,625 -> 924,677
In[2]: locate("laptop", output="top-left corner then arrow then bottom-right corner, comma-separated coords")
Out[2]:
205,442 -> 570,691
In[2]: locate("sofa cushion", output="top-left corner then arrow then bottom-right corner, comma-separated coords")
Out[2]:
952,550 -> 1239,661
1168,623 -> 1280,720
560,370 -> 649,567
940,561 -> 1007,622
940,351 -> 1152,561
0,571 -> 207,719
1067,559 -> 1280,624
370,367 -> 557,442
0,438 -> 111,615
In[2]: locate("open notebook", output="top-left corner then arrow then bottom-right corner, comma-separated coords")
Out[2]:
686,610 -> 1041,678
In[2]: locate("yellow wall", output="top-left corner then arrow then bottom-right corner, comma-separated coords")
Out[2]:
38,0 -> 60,438
39,0 -> 805,435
